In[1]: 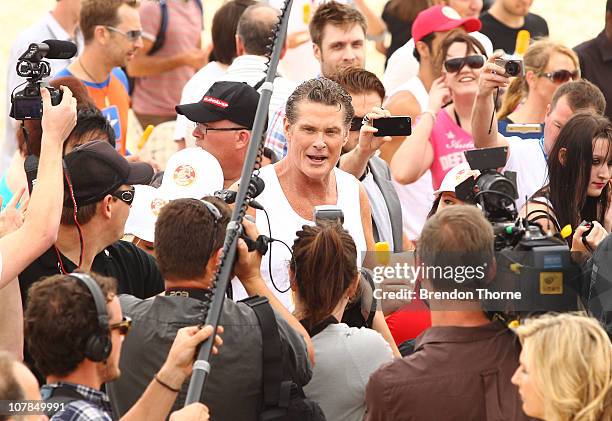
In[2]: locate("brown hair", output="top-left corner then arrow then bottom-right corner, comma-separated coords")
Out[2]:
417,205 -> 494,290
80,0 -> 140,43
309,1 -> 367,48
211,0 -> 255,65
498,39 -> 580,120
0,352 -> 23,421
435,30 -> 486,74
155,197 -> 230,281
17,76 -> 95,156
285,78 -> 354,128
386,0 -> 431,22
60,202 -> 98,225
25,272 -> 117,377
330,67 -> 385,100
290,223 -> 358,330
550,79 -> 606,116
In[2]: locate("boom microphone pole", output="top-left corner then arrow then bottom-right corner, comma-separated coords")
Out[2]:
184,0 -> 294,405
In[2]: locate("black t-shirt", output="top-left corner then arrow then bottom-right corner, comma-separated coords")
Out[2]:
381,2 -> 414,66
19,240 -> 165,307
479,12 -> 549,54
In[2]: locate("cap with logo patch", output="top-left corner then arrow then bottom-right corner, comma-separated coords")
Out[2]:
412,5 -> 481,44
159,147 -> 224,200
175,81 -> 260,129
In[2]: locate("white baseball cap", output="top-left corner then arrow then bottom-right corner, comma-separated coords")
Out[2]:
124,185 -> 170,243
434,162 -> 480,196
160,147 -> 224,200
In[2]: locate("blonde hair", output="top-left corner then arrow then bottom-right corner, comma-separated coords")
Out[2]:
515,313 -> 612,421
498,39 -> 580,120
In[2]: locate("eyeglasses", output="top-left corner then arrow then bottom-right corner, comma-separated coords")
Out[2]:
350,117 -> 363,132
111,186 -> 135,206
539,69 -> 580,84
194,123 -> 248,135
444,55 -> 485,73
105,26 -> 142,42
109,316 -> 132,336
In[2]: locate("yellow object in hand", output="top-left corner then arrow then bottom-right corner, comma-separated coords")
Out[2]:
560,224 -> 573,239
374,241 -> 391,265
138,125 -> 154,151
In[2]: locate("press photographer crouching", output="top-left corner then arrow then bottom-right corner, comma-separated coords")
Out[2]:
107,198 -> 313,420
366,205 -> 529,421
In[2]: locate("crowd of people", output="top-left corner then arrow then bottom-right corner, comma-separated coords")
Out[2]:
1,0 -> 612,420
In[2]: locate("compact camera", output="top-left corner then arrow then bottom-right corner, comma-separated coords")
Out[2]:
494,55 -> 524,77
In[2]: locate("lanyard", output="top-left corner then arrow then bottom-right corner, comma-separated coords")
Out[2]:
538,136 -> 547,159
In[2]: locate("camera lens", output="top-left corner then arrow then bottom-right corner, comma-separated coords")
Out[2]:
505,62 -> 520,77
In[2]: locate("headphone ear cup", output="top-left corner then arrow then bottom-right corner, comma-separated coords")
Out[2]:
84,333 -> 112,362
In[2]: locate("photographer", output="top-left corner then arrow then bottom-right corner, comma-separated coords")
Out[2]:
520,112 -> 612,241
292,222 -> 393,421
0,85 -> 76,289
365,205 -> 529,421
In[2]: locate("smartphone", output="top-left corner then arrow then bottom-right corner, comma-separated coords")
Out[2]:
373,116 -> 412,137
314,205 -> 344,225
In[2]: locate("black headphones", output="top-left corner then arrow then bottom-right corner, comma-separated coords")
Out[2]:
69,272 -> 112,362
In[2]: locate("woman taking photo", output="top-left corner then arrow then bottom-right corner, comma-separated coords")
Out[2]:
497,40 -> 580,139
512,313 -> 612,420
521,112 -> 612,243
391,32 -> 487,190
291,222 -> 393,421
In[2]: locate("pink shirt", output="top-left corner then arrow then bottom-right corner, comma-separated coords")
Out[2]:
429,109 -> 474,189
132,0 -> 203,116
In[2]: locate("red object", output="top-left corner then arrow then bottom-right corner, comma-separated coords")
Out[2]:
412,5 -> 482,43
386,298 -> 432,345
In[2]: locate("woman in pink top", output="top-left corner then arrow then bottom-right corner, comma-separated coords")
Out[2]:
391,31 -> 487,189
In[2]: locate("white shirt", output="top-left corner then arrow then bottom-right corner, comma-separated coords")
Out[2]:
383,31 -> 493,95
231,164 -> 367,309
3,12 -> 83,173
504,136 -> 548,210
173,55 -> 296,146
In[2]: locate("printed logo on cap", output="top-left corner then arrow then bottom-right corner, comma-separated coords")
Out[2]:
150,197 -> 168,216
441,6 -> 461,20
173,165 -> 196,187
201,96 -> 229,108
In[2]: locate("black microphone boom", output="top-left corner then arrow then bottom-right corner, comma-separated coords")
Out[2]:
41,40 -> 78,59
184,0 -> 294,406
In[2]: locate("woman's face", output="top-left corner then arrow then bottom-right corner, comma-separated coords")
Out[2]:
442,42 -> 483,98
532,52 -> 578,107
587,137 -> 612,197
436,192 -> 463,212
511,344 -> 546,419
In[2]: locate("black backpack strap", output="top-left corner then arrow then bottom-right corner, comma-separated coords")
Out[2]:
241,295 -> 284,408
360,268 -> 377,328
149,0 -> 169,56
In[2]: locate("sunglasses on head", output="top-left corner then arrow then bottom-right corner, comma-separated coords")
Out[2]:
111,185 -> 135,206
110,316 -> 132,336
444,55 -> 485,73
539,69 -> 580,84
350,117 -> 363,132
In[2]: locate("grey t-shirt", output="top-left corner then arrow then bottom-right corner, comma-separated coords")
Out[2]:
107,294 -> 311,420
303,323 -> 393,421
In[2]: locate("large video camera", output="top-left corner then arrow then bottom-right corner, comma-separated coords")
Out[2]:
456,147 -> 583,318
9,40 -> 77,120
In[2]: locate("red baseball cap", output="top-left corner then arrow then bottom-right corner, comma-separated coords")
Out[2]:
412,5 -> 482,43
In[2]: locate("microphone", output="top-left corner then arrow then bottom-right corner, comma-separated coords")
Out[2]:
514,30 -> 530,57
41,40 -> 78,59
247,174 -> 265,198
214,189 -> 264,210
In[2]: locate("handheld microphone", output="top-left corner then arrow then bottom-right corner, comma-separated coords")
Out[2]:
24,155 -> 39,195
514,30 -> 530,57
41,40 -> 78,59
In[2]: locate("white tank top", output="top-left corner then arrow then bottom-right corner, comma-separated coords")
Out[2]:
384,76 -> 435,240
231,164 -> 367,310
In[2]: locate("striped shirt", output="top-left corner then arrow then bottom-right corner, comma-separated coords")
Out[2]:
42,382 -> 113,421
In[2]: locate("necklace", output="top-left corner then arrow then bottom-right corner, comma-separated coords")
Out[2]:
78,58 -> 111,108
78,58 -> 101,83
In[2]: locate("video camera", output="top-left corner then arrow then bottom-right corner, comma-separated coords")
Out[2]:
9,40 -> 77,120
456,147 -> 583,318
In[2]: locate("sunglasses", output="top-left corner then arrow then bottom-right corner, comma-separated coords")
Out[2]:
194,123 -> 248,135
105,26 -> 143,42
111,186 -> 135,206
350,117 -> 363,132
110,316 -> 132,336
539,69 -> 580,84
444,55 -> 485,73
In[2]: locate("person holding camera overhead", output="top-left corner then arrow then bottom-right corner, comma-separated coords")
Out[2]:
390,31 -> 487,190
291,222 -> 393,421
519,112 -> 612,246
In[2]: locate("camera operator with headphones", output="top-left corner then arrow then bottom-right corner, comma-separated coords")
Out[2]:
24,271 -> 222,421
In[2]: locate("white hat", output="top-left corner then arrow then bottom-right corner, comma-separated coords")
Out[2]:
160,147 -> 224,200
124,185 -> 170,243
434,162 -> 480,196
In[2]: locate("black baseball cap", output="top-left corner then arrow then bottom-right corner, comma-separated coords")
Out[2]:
63,141 -> 154,206
175,81 -> 260,129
